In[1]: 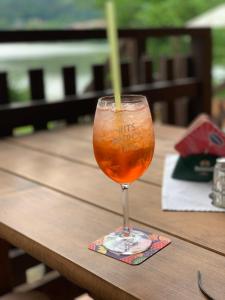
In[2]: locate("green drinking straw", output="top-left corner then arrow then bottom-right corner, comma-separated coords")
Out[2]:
106,1 -> 122,110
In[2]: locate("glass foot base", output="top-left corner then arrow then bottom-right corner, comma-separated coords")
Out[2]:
210,191 -> 225,208
103,229 -> 152,255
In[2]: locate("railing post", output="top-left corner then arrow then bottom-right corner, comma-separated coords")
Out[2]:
62,66 -> 77,97
121,62 -> 131,88
29,69 -> 47,131
0,72 -> 12,136
92,64 -> 105,91
0,72 -> 9,104
136,38 -> 147,81
190,29 -> 212,121
160,57 -> 175,124
140,56 -> 154,84
29,69 -> 45,101
62,66 -> 78,124
132,37 -> 146,84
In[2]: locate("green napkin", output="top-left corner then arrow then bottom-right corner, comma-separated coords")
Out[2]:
172,154 -> 218,182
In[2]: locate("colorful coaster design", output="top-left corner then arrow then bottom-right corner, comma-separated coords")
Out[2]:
88,227 -> 171,265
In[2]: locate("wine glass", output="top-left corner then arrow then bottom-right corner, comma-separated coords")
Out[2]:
93,95 -> 155,255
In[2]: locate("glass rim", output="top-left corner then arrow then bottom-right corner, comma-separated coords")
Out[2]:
98,94 -> 147,103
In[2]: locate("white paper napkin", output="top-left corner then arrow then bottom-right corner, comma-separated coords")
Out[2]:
162,154 -> 225,212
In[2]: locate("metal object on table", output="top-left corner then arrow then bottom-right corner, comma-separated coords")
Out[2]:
197,271 -> 214,300
211,157 -> 225,208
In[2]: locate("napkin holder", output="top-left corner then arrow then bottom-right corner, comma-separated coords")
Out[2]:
172,114 -> 225,182
172,154 -> 218,182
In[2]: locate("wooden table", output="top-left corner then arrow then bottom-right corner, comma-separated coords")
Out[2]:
0,123 -> 224,300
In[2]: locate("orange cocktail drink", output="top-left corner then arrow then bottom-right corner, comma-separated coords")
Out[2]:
93,95 -> 154,184
93,95 -> 155,255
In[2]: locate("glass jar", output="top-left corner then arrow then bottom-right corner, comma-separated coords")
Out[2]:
211,157 -> 225,208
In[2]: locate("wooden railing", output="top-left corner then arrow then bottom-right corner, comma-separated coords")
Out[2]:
0,28 -> 212,136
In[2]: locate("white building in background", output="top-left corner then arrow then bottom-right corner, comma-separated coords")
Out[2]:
187,3 -> 225,28
187,4 -> 225,88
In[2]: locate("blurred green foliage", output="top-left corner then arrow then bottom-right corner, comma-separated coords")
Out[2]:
97,0 -> 225,28
1,0 -> 225,66
1,0 -> 225,103
213,29 -> 225,65
97,0 -> 225,67
9,87 -> 29,102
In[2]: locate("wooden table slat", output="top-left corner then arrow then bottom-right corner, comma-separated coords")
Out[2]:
55,124 -> 185,143
0,123 -> 225,300
0,180 -> 225,300
0,142 -> 224,256
11,124 -> 180,160
8,134 -> 165,186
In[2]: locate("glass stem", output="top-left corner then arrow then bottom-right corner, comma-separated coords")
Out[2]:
121,183 -> 130,235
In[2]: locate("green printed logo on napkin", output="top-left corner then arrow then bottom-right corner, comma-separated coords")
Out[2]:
172,154 -> 218,182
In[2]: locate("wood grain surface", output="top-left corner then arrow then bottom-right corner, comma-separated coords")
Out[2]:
1,130 -> 224,255
0,176 -> 225,300
0,124 -> 224,300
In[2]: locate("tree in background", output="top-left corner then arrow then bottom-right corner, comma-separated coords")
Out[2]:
97,0 -> 225,27
97,0 -> 225,80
